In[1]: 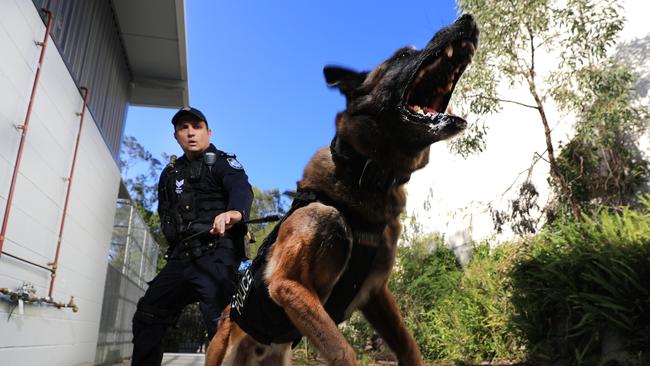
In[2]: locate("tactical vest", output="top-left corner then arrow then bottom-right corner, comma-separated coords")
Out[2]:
159,153 -> 229,245
230,190 -> 383,346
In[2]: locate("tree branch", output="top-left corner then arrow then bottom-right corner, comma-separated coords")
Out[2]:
468,94 -> 540,110
500,150 -> 546,197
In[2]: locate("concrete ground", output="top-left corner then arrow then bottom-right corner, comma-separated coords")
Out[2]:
114,353 -> 204,366
160,353 -> 205,365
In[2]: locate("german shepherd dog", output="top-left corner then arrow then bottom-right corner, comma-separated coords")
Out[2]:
206,14 -> 479,366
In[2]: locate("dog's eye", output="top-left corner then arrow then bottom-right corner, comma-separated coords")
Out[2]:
398,51 -> 411,59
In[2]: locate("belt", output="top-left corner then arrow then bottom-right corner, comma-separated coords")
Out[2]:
173,237 -> 234,260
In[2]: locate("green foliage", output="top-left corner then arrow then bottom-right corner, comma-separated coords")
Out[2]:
448,121 -> 488,158
388,236 -> 525,363
120,135 -> 165,211
163,303 -> 208,353
247,187 -> 289,257
509,196 -> 650,365
456,0 -> 648,227
456,0 -> 626,124
554,63 -> 649,213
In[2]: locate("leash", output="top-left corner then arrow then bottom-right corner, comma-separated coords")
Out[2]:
180,214 -> 282,243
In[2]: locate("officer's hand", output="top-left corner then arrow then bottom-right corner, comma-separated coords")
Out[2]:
210,210 -> 242,237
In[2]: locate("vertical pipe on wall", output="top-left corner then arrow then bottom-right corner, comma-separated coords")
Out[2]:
0,9 -> 53,257
48,87 -> 89,298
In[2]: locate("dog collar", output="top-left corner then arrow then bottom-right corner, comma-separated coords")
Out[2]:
330,135 -> 410,191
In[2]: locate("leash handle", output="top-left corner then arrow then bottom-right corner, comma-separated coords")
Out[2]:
242,214 -> 282,225
181,214 -> 283,242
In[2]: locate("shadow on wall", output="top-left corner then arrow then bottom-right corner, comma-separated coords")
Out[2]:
616,34 -> 650,99
615,35 -> 650,204
447,229 -> 473,265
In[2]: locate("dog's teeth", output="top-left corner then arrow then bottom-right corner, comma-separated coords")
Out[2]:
446,45 -> 453,58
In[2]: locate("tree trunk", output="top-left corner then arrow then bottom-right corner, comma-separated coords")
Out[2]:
525,31 -> 581,220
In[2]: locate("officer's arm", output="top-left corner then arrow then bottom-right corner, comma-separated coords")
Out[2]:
209,157 -> 253,237
222,166 -> 254,222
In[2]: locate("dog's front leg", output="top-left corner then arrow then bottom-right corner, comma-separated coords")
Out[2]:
268,278 -> 359,366
205,312 -> 231,366
362,285 -> 424,366
266,202 -> 360,365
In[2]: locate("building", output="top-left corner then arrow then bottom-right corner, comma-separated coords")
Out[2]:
0,0 -> 188,364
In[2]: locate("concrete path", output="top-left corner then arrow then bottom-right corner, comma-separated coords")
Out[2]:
114,353 -> 205,366
160,353 -> 205,365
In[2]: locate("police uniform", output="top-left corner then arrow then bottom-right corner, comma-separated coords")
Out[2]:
131,136 -> 253,366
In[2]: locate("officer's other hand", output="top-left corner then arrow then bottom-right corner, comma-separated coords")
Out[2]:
210,210 -> 242,237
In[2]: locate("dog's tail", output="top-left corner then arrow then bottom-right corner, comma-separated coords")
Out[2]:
205,306 -> 233,366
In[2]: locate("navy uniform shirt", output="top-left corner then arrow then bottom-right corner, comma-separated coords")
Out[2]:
158,143 -> 254,243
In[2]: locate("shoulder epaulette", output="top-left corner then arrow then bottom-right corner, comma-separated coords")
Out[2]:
166,155 -> 178,169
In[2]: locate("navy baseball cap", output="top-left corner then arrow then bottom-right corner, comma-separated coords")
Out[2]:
171,107 -> 208,127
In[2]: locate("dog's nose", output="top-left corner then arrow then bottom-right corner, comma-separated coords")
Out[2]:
456,14 -> 479,40
457,14 -> 474,23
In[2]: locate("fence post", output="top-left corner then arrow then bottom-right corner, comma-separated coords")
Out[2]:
122,203 -> 134,275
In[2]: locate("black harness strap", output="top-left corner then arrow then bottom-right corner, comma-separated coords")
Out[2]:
330,135 -> 410,191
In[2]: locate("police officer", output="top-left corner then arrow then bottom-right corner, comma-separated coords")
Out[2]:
131,107 -> 253,365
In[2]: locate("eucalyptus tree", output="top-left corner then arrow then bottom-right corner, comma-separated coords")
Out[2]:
453,0 -> 647,224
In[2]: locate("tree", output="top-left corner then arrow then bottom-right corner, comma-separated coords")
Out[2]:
119,135 -> 168,268
119,135 -> 166,211
453,0 -> 648,226
247,187 -> 289,256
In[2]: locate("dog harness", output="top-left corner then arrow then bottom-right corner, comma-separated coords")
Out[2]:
230,190 -> 385,346
230,135 -> 411,345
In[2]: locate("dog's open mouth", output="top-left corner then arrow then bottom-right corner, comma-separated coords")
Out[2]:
404,39 -> 476,126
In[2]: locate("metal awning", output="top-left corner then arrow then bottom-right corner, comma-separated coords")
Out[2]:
112,0 -> 189,107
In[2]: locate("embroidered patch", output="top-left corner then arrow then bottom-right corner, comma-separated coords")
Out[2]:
232,268 -> 253,314
175,179 -> 184,194
227,157 -> 243,170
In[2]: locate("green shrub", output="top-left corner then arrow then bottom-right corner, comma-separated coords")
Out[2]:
389,236 -> 524,364
509,197 -> 650,365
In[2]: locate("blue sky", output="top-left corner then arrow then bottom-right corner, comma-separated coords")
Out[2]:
124,0 -> 459,193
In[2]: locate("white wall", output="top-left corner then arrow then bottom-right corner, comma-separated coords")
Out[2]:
405,0 -> 650,259
0,1 -> 121,365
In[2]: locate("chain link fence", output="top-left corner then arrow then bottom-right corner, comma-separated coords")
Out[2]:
109,198 -> 160,287
96,198 -> 160,365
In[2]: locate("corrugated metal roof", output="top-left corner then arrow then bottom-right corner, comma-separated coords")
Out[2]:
31,0 -> 189,158
112,0 -> 189,107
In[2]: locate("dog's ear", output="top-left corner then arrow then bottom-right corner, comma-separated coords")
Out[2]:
323,66 -> 367,95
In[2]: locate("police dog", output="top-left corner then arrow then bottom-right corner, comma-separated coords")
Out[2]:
206,14 -> 479,366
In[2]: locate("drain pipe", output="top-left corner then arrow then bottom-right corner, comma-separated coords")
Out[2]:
1,287 -> 79,313
0,9 -> 53,257
48,87 -> 89,298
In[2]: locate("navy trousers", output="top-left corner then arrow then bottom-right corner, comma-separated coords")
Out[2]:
131,241 -> 238,366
